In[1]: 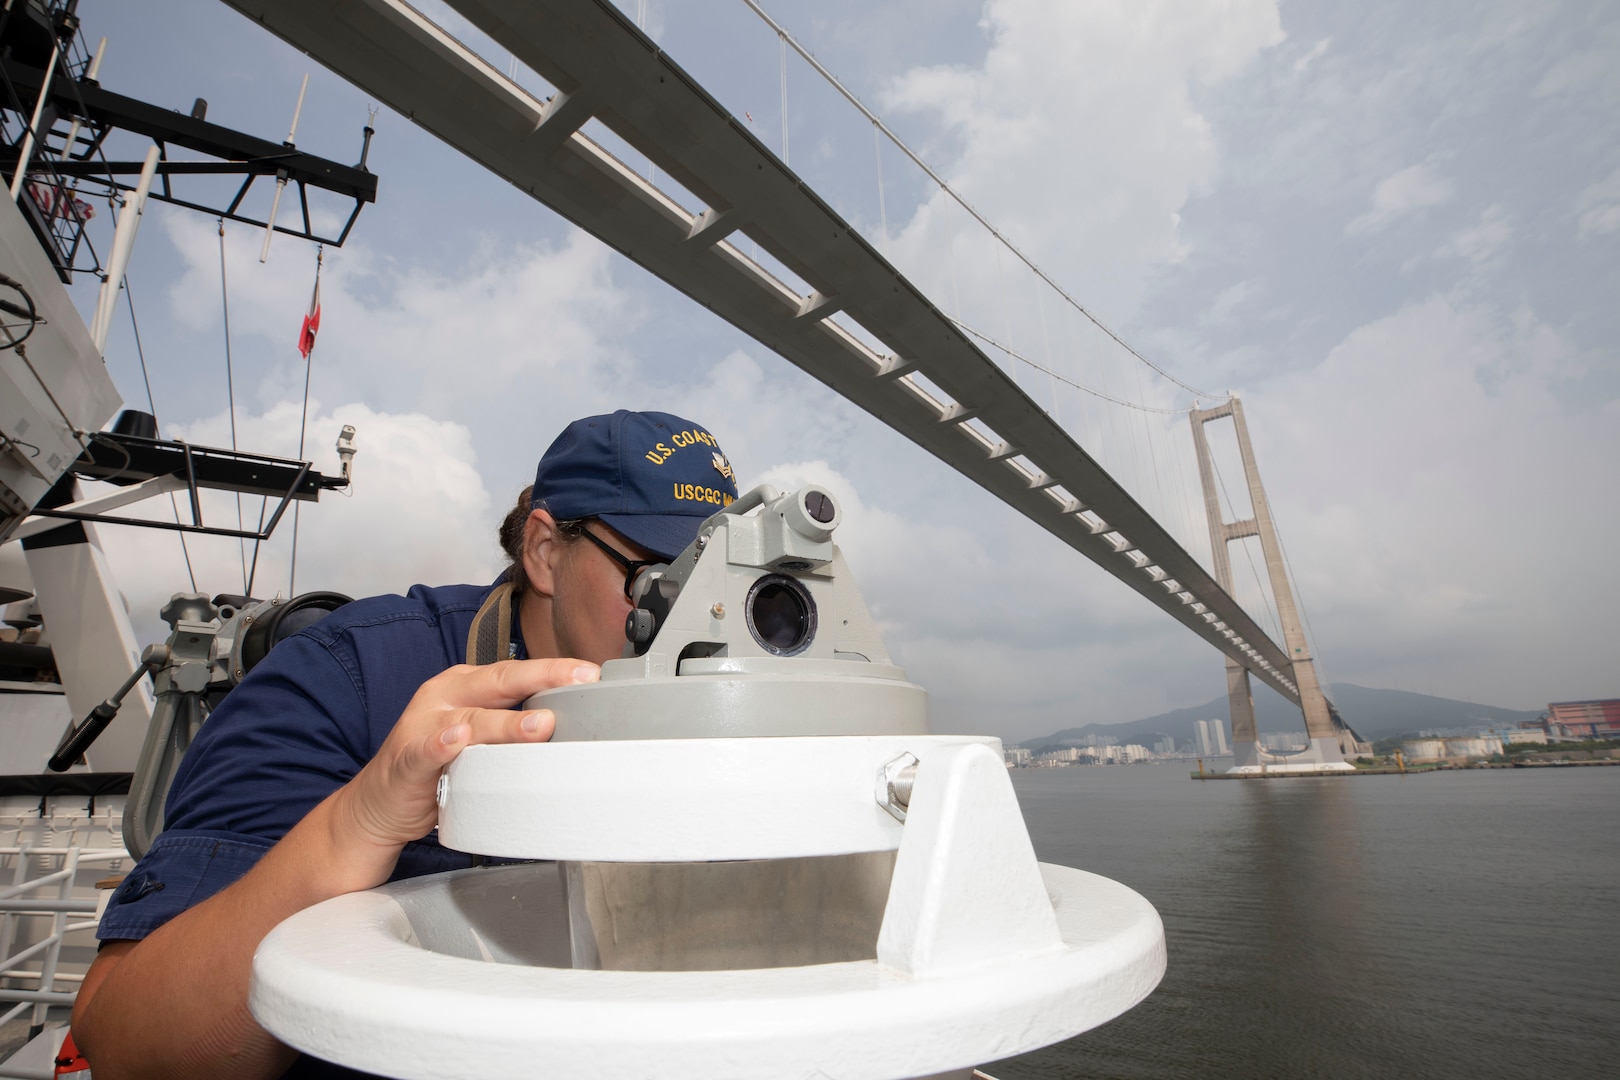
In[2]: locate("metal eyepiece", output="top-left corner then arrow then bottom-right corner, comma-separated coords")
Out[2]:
780,485 -> 840,543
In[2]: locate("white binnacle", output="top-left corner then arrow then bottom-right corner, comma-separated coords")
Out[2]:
249,481 -> 1166,1079
438,735 -> 997,862
252,740 -> 1166,1080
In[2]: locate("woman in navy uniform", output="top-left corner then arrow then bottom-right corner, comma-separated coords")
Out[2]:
73,411 -> 739,1079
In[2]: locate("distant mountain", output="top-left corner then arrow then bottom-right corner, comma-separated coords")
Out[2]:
1018,683 -> 1543,750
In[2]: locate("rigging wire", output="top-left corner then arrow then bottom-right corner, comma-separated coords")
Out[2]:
0,272 -> 39,349
218,219 -> 248,593
288,245 -> 323,597
1033,280 -> 1060,425
245,498 -> 269,597
122,277 -> 197,593
739,0 -> 1227,404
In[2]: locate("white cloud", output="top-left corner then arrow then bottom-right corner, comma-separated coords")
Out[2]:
162,218 -> 637,442
1436,204 -> 1511,264
1248,294 -> 1615,703
1345,162 -> 1455,237
1576,166 -> 1620,237
1293,38 -> 1331,75
1533,19 -> 1620,104
878,0 -> 1284,330
96,402 -> 497,646
1203,278 -> 1263,325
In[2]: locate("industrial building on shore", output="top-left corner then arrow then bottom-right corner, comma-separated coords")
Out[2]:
1546,699 -> 1620,740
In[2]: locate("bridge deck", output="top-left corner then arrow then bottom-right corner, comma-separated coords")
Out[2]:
227,0 -> 1303,704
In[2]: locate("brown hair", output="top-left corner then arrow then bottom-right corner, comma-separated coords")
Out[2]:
498,485 -> 586,593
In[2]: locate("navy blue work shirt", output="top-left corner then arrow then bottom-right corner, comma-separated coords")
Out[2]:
97,580 -> 520,1079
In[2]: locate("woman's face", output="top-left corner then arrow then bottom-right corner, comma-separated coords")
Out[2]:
548,522 -> 656,666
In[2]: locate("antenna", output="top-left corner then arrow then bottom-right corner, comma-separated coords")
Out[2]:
260,73 -> 311,263
59,37 -> 109,163
357,105 -> 377,172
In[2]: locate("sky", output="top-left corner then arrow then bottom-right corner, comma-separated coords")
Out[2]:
48,0 -> 1620,743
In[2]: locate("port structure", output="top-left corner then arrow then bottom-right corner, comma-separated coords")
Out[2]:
1188,398 -> 1369,771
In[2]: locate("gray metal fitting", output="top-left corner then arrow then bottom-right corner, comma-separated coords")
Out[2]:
876,752 -> 919,822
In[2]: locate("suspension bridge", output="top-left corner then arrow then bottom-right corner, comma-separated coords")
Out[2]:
224,0 -> 1375,765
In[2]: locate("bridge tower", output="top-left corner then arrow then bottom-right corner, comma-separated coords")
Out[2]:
1188,397 -> 1361,772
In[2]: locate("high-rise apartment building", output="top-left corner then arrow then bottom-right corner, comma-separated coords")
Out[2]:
1194,718 -> 1230,757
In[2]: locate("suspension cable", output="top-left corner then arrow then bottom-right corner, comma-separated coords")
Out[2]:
740,0 -> 1228,403
952,319 -> 1196,415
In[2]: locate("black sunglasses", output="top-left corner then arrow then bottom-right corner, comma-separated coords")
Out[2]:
577,525 -> 664,600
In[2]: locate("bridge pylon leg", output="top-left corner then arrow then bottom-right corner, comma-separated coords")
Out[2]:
1189,398 -> 1356,773
1226,659 -> 1262,770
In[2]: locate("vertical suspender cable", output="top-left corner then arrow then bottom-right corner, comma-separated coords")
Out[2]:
1034,282 -> 1060,425
1129,359 -> 1168,542
994,245 -> 1016,387
873,122 -> 889,253
778,32 -> 789,166
635,1 -> 654,183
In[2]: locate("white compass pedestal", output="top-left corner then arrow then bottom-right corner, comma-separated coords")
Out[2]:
250,737 -> 1166,1080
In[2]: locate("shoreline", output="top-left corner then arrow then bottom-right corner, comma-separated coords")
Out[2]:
1192,757 -> 1620,779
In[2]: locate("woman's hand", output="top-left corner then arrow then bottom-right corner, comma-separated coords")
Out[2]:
333,658 -> 599,862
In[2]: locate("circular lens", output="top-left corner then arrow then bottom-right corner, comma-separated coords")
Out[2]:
745,574 -> 816,656
804,490 -> 836,523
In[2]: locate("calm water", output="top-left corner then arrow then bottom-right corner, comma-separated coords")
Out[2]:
990,765 -> 1620,1080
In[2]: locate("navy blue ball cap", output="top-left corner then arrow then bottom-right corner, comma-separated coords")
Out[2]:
532,410 -> 738,561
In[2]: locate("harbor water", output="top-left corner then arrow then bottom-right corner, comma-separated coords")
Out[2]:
993,764 -> 1619,1080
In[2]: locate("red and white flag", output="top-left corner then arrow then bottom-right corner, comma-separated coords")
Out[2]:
297,268 -> 321,359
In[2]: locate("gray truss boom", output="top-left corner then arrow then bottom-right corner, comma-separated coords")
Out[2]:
225,0 -> 1303,704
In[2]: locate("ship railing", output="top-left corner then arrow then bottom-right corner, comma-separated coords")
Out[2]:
0,844 -> 125,1034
